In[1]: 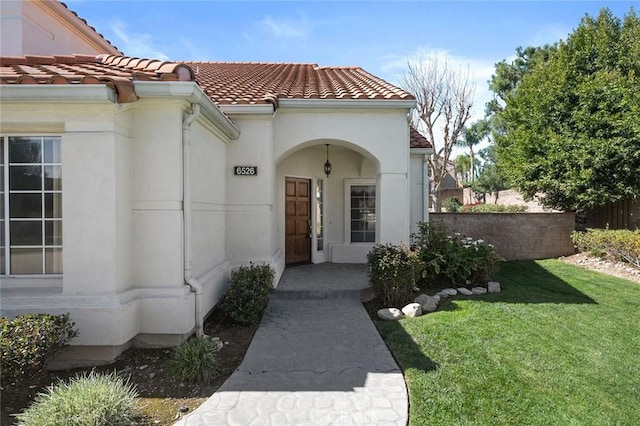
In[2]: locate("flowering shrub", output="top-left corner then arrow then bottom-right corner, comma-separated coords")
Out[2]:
571,228 -> 640,268
367,244 -> 416,307
412,221 -> 502,288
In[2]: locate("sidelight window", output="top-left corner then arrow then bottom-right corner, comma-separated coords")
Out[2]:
350,184 -> 376,243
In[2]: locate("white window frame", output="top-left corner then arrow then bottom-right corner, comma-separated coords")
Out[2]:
343,178 -> 376,244
1,135 -> 63,277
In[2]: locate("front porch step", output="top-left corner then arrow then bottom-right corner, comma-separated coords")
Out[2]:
272,287 -> 373,302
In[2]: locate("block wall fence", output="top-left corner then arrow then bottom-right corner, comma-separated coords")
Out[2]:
429,213 -> 576,260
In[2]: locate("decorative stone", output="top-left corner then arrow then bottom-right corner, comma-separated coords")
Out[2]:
402,303 -> 422,317
441,288 -> 458,296
210,336 -> 224,351
414,294 -> 438,312
377,308 -> 403,321
471,287 -> 488,295
432,294 -> 441,304
436,291 -> 449,299
488,281 -> 501,293
457,287 -> 473,296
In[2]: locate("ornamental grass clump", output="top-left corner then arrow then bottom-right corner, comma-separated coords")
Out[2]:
14,371 -> 140,426
221,263 -> 274,325
168,337 -> 220,383
367,243 -> 416,307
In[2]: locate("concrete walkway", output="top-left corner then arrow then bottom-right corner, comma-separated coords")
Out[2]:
175,264 -> 408,425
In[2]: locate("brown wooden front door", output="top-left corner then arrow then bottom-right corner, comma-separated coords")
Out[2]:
285,177 -> 311,265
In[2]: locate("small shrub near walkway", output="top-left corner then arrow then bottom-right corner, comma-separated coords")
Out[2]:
1,313 -> 78,390
221,263 -> 274,325
376,260 -> 640,425
367,243 -> 416,307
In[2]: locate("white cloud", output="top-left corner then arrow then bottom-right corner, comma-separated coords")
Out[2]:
110,21 -> 169,60
256,12 -> 309,39
528,25 -> 571,47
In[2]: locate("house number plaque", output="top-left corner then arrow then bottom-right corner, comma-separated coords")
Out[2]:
234,166 -> 258,176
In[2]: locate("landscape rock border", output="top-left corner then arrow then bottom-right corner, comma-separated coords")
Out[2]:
378,282 -> 501,321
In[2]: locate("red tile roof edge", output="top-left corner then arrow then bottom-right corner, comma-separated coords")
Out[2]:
410,126 -> 433,149
0,54 -> 194,103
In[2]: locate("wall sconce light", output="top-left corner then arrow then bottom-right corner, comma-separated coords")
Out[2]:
324,144 -> 332,178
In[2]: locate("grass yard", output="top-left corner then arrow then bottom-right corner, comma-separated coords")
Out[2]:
376,260 -> 640,425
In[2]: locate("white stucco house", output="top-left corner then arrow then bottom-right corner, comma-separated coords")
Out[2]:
0,0 -> 433,365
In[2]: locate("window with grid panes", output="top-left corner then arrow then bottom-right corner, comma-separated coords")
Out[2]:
1,136 -> 62,275
350,185 -> 375,243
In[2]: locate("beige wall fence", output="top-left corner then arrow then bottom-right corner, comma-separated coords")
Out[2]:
429,213 -> 576,260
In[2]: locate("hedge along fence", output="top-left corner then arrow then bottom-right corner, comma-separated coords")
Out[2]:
429,213 -> 576,260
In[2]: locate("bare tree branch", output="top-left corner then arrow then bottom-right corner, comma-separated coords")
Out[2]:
401,54 -> 475,211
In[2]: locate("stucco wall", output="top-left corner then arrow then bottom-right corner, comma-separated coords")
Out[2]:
429,213 -> 576,260
273,108 -> 411,259
1,0 -> 119,56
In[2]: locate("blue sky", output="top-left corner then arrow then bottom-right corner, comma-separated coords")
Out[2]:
66,0 -> 637,121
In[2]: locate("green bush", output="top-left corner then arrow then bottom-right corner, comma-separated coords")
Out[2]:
168,337 -> 219,383
14,371 -> 139,426
462,203 -> 528,213
443,197 -> 463,212
367,243 -> 416,307
412,221 -> 502,288
222,263 -> 274,325
1,313 -> 78,388
571,228 -> 640,268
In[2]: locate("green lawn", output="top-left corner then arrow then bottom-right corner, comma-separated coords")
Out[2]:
376,260 -> 640,425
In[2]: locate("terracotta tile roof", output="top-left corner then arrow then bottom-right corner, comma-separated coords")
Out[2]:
410,126 -> 432,149
1,55 -> 413,106
185,62 -> 414,105
0,54 -> 194,103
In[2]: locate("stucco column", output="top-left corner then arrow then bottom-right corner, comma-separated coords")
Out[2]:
376,172 -> 410,245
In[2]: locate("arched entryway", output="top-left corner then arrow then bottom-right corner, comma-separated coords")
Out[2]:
276,141 -> 381,266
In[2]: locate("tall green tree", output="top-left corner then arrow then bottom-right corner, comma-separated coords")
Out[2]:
454,154 -> 472,183
472,144 -> 508,203
497,8 -> 640,211
459,119 -> 490,180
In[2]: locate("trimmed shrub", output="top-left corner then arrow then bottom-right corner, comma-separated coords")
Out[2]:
443,197 -> 463,212
572,228 -> 640,268
367,244 -> 416,307
14,371 -> 140,426
462,203 -> 527,213
168,337 -> 219,383
412,221 -> 502,288
1,313 -> 78,388
222,263 -> 274,325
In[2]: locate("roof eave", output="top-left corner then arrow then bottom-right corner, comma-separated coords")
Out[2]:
218,104 -> 276,115
410,147 -> 435,155
0,84 -> 117,103
278,98 -> 417,109
134,81 -> 240,140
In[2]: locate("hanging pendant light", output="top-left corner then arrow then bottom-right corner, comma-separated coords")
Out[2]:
324,144 -> 332,178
